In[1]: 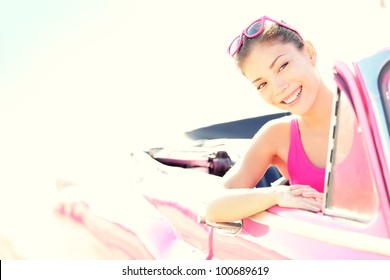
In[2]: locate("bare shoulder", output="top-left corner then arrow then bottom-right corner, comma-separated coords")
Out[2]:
253,115 -> 292,142
251,114 -> 292,175
222,115 -> 293,188
247,114 -> 293,160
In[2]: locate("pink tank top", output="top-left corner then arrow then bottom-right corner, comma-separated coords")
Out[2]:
287,118 -> 326,192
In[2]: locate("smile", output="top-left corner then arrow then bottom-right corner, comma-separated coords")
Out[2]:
281,86 -> 302,105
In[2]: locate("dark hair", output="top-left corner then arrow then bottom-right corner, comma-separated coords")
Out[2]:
235,23 -> 304,68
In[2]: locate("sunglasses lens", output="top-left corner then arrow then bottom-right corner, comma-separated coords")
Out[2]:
246,20 -> 263,37
229,36 -> 241,56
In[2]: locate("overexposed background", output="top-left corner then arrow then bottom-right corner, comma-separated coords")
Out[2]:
0,0 -> 389,256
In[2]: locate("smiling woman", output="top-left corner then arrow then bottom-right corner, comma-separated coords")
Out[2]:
206,15 -> 335,223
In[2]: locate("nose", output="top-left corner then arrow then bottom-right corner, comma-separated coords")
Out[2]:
272,76 -> 288,96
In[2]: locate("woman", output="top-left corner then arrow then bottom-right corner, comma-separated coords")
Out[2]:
206,16 -> 330,223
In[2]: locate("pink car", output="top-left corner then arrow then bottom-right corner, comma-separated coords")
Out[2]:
56,48 -> 390,260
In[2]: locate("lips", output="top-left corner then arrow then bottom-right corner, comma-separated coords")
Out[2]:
281,86 -> 302,106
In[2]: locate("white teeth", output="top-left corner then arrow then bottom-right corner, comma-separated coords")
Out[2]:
283,87 -> 302,104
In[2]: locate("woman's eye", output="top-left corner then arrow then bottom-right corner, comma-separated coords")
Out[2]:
279,62 -> 288,72
257,82 -> 267,90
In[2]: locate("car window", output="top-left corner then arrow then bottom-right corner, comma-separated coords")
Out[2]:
378,61 -> 390,130
377,61 -> 390,178
324,91 -> 379,222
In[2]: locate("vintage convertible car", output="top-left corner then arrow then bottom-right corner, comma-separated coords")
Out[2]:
51,47 -> 389,260
143,47 -> 390,259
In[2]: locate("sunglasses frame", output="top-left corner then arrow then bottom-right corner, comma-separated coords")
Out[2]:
228,15 -> 304,57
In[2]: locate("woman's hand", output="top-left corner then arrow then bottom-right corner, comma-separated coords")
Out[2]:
289,184 -> 324,202
275,185 -> 323,212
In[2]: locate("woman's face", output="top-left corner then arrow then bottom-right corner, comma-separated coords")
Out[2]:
241,41 -> 320,115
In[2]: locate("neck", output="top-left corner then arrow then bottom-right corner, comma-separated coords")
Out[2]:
300,81 -> 334,133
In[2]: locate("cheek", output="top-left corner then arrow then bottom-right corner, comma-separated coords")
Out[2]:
258,91 -> 274,105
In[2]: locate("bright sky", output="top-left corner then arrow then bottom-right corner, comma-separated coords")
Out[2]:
0,0 -> 389,216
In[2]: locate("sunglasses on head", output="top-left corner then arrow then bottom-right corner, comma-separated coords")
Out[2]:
227,15 -> 304,57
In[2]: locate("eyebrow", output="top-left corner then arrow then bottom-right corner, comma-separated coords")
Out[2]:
251,54 -> 286,84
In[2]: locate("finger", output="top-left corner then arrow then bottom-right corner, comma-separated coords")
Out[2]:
291,188 -> 321,198
290,185 -> 315,193
290,187 -> 312,195
301,191 -> 324,200
291,185 -> 324,198
303,201 -> 323,212
289,184 -> 310,190
307,205 -> 322,212
291,189 -> 305,196
297,201 -> 320,212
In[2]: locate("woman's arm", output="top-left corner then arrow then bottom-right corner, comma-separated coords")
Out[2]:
206,185 -> 322,223
222,119 -> 284,189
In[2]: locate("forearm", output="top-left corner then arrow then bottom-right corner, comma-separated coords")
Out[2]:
206,187 -> 278,223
